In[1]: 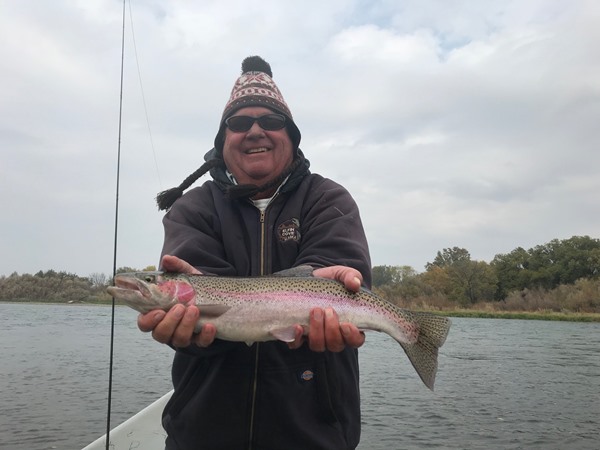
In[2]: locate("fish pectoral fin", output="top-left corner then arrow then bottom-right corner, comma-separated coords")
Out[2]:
197,304 -> 231,318
269,326 -> 299,343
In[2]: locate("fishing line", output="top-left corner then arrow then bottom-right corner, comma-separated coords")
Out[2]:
105,0 -> 127,448
127,0 -> 162,188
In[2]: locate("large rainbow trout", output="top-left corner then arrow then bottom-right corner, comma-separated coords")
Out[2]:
108,266 -> 451,390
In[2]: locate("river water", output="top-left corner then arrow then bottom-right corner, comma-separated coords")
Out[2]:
0,303 -> 598,450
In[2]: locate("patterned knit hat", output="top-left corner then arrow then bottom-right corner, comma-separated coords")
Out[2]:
214,56 -> 301,151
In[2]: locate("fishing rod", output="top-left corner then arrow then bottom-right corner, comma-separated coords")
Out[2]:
106,1 -> 163,447
105,0 -> 127,447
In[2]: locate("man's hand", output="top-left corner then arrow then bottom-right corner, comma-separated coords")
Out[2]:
136,254 -> 217,348
288,265 -> 366,352
313,265 -> 362,292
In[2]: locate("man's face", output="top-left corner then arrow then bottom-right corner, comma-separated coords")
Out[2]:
222,106 -> 294,193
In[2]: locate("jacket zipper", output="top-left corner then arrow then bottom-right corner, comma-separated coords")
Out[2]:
259,209 -> 267,274
248,207 -> 267,449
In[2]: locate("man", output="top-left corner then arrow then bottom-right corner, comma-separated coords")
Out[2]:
138,56 -> 372,449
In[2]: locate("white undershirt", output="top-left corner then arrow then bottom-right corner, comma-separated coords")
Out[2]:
226,169 -> 290,212
251,198 -> 272,212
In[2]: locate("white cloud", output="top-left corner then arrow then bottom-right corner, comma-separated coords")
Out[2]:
0,0 -> 599,277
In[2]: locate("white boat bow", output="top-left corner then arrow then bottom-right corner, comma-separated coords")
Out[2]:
83,390 -> 173,450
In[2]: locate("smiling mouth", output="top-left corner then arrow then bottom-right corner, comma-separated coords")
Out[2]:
245,147 -> 269,154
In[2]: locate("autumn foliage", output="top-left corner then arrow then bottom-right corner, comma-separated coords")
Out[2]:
373,236 -> 600,313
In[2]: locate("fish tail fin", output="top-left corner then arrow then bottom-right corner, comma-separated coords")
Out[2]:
399,312 -> 451,390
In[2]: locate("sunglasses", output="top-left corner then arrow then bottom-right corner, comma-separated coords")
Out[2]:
225,113 -> 286,132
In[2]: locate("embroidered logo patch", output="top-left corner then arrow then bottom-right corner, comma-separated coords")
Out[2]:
277,218 -> 301,243
300,370 -> 314,381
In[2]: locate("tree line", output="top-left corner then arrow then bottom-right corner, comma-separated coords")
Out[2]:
0,266 -> 155,304
373,235 -> 599,313
1,236 -> 598,312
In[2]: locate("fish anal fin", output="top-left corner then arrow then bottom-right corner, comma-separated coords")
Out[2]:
197,304 -> 231,318
269,326 -> 298,343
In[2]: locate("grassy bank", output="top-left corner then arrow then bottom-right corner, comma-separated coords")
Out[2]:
427,309 -> 600,322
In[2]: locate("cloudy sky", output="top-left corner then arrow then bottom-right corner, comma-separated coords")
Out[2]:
1,0 -> 598,278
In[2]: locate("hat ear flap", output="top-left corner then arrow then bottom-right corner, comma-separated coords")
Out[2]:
214,123 -> 227,153
155,158 -> 223,211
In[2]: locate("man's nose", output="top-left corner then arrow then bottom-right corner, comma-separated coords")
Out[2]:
246,121 -> 266,137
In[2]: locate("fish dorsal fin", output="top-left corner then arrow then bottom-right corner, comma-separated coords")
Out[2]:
197,304 -> 231,318
269,326 -> 298,343
272,265 -> 314,278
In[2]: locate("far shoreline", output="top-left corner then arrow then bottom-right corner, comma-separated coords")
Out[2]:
2,301 -> 599,322
431,309 -> 600,323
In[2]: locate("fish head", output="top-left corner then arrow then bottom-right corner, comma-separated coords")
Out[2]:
107,271 -> 196,314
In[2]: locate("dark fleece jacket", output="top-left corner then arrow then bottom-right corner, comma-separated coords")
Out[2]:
160,155 -> 371,450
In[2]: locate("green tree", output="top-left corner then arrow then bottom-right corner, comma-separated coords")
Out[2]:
491,247 -> 531,299
551,236 -> 600,283
424,248 -> 497,304
372,265 -> 417,288
371,266 -> 425,302
420,265 -> 452,296
454,260 -> 497,304
492,236 -> 600,297
426,247 -> 471,270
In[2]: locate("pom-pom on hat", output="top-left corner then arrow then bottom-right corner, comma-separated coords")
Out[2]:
214,56 -> 301,152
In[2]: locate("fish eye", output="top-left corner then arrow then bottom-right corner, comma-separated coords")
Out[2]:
144,274 -> 155,283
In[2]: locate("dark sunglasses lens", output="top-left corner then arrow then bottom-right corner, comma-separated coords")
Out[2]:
226,114 -> 286,132
258,114 -> 286,130
226,116 -> 255,132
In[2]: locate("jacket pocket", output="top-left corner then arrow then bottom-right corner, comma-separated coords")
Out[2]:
163,353 -> 210,420
315,355 -> 340,423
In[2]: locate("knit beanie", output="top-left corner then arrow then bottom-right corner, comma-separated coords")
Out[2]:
214,56 -> 301,152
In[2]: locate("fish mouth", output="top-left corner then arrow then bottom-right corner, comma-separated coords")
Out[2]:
112,276 -> 153,299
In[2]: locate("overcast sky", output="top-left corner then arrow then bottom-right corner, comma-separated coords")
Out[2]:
1,0 -> 598,277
